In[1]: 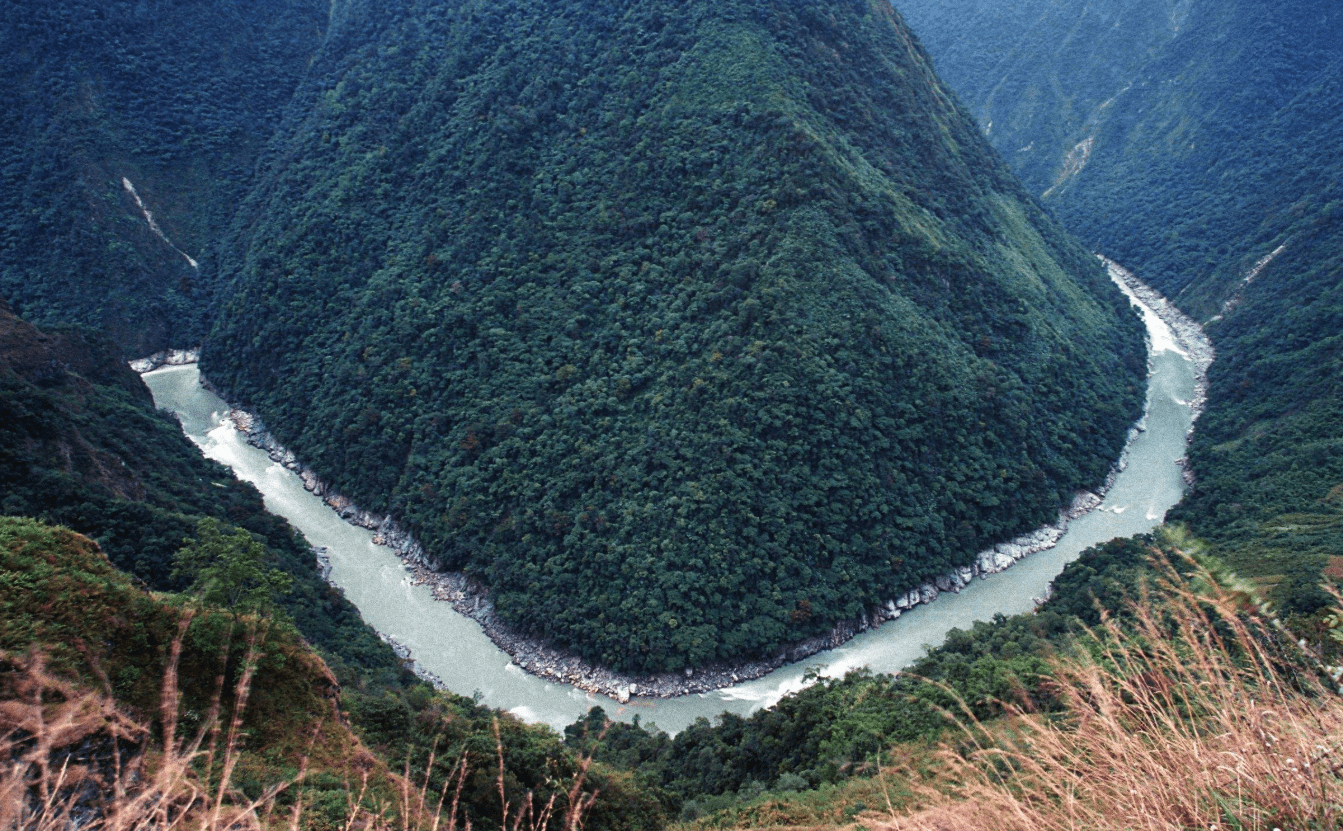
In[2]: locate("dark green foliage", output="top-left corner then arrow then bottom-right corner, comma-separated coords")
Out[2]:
1169,219 -> 1343,581
898,0 -> 1343,597
567,535 -> 1161,805
174,517 -> 295,616
0,0 -> 326,354
204,0 -> 1145,673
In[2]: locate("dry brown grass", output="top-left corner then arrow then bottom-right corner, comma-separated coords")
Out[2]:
0,615 -> 306,831
0,651 -> 148,830
868,561 -> 1343,831
1,618 -> 603,831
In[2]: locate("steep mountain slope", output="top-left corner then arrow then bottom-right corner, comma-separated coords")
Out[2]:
0,0 -> 327,354
896,0 -> 1196,201
897,0 -> 1343,593
901,0 -> 1343,310
205,0 -> 1145,673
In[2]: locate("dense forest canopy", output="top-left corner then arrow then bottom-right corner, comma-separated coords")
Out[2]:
203,0 -> 1145,673
0,0 -> 327,354
897,0 -> 1343,599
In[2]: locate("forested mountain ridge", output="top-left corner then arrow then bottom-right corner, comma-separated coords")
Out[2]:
203,0 -> 1146,673
0,0 -> 327,355
897,0 -> 1343,611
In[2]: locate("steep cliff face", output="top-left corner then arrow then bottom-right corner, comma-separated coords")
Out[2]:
0,0 -> 328,354
205,0 -> 1145,673
898,0 -> 1343,590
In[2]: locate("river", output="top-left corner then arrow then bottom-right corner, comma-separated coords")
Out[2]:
143,271 -> 1199,735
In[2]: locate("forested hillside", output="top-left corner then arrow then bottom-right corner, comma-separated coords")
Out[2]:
204,0 -> 1146,674
0,0 -> 326,354
898,0 -> 1343,605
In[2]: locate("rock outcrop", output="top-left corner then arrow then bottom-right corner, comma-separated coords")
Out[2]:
128,349 -> 201,374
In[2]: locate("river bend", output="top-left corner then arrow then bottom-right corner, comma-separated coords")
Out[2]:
143,269 -> 1199,734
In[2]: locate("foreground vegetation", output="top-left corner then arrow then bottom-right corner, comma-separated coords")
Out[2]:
9,516 -> 1337,831
646,539 -> 1342,829
880,574 -> 1343,830
0,516 -> 662,830
567,530 -> 1337,821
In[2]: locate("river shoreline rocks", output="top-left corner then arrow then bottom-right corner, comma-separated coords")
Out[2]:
129,348 -> 201,374
219,407 -> 1129,701
134,268 -> 1209,701
1103,257 -> 1215,486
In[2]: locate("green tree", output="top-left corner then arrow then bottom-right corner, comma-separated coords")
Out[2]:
173,518 -> 293,617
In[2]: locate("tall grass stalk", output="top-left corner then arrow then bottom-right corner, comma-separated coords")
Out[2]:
3,618 -> 605,831
876,559 -> 1343,830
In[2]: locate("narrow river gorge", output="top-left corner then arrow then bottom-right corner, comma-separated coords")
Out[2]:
142,265 -> 1205,735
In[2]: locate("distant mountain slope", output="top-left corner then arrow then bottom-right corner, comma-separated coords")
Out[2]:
205,0 -> 1145,673
899,0 -> 1343,311
897,0 -> 1343,592
0,0 -> 327,354
897,0 -> 1195,204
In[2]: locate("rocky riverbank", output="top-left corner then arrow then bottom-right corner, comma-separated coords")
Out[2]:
1103,257 -> 1215,485
135,268 -> 1202,701
129,348 -> 200,374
